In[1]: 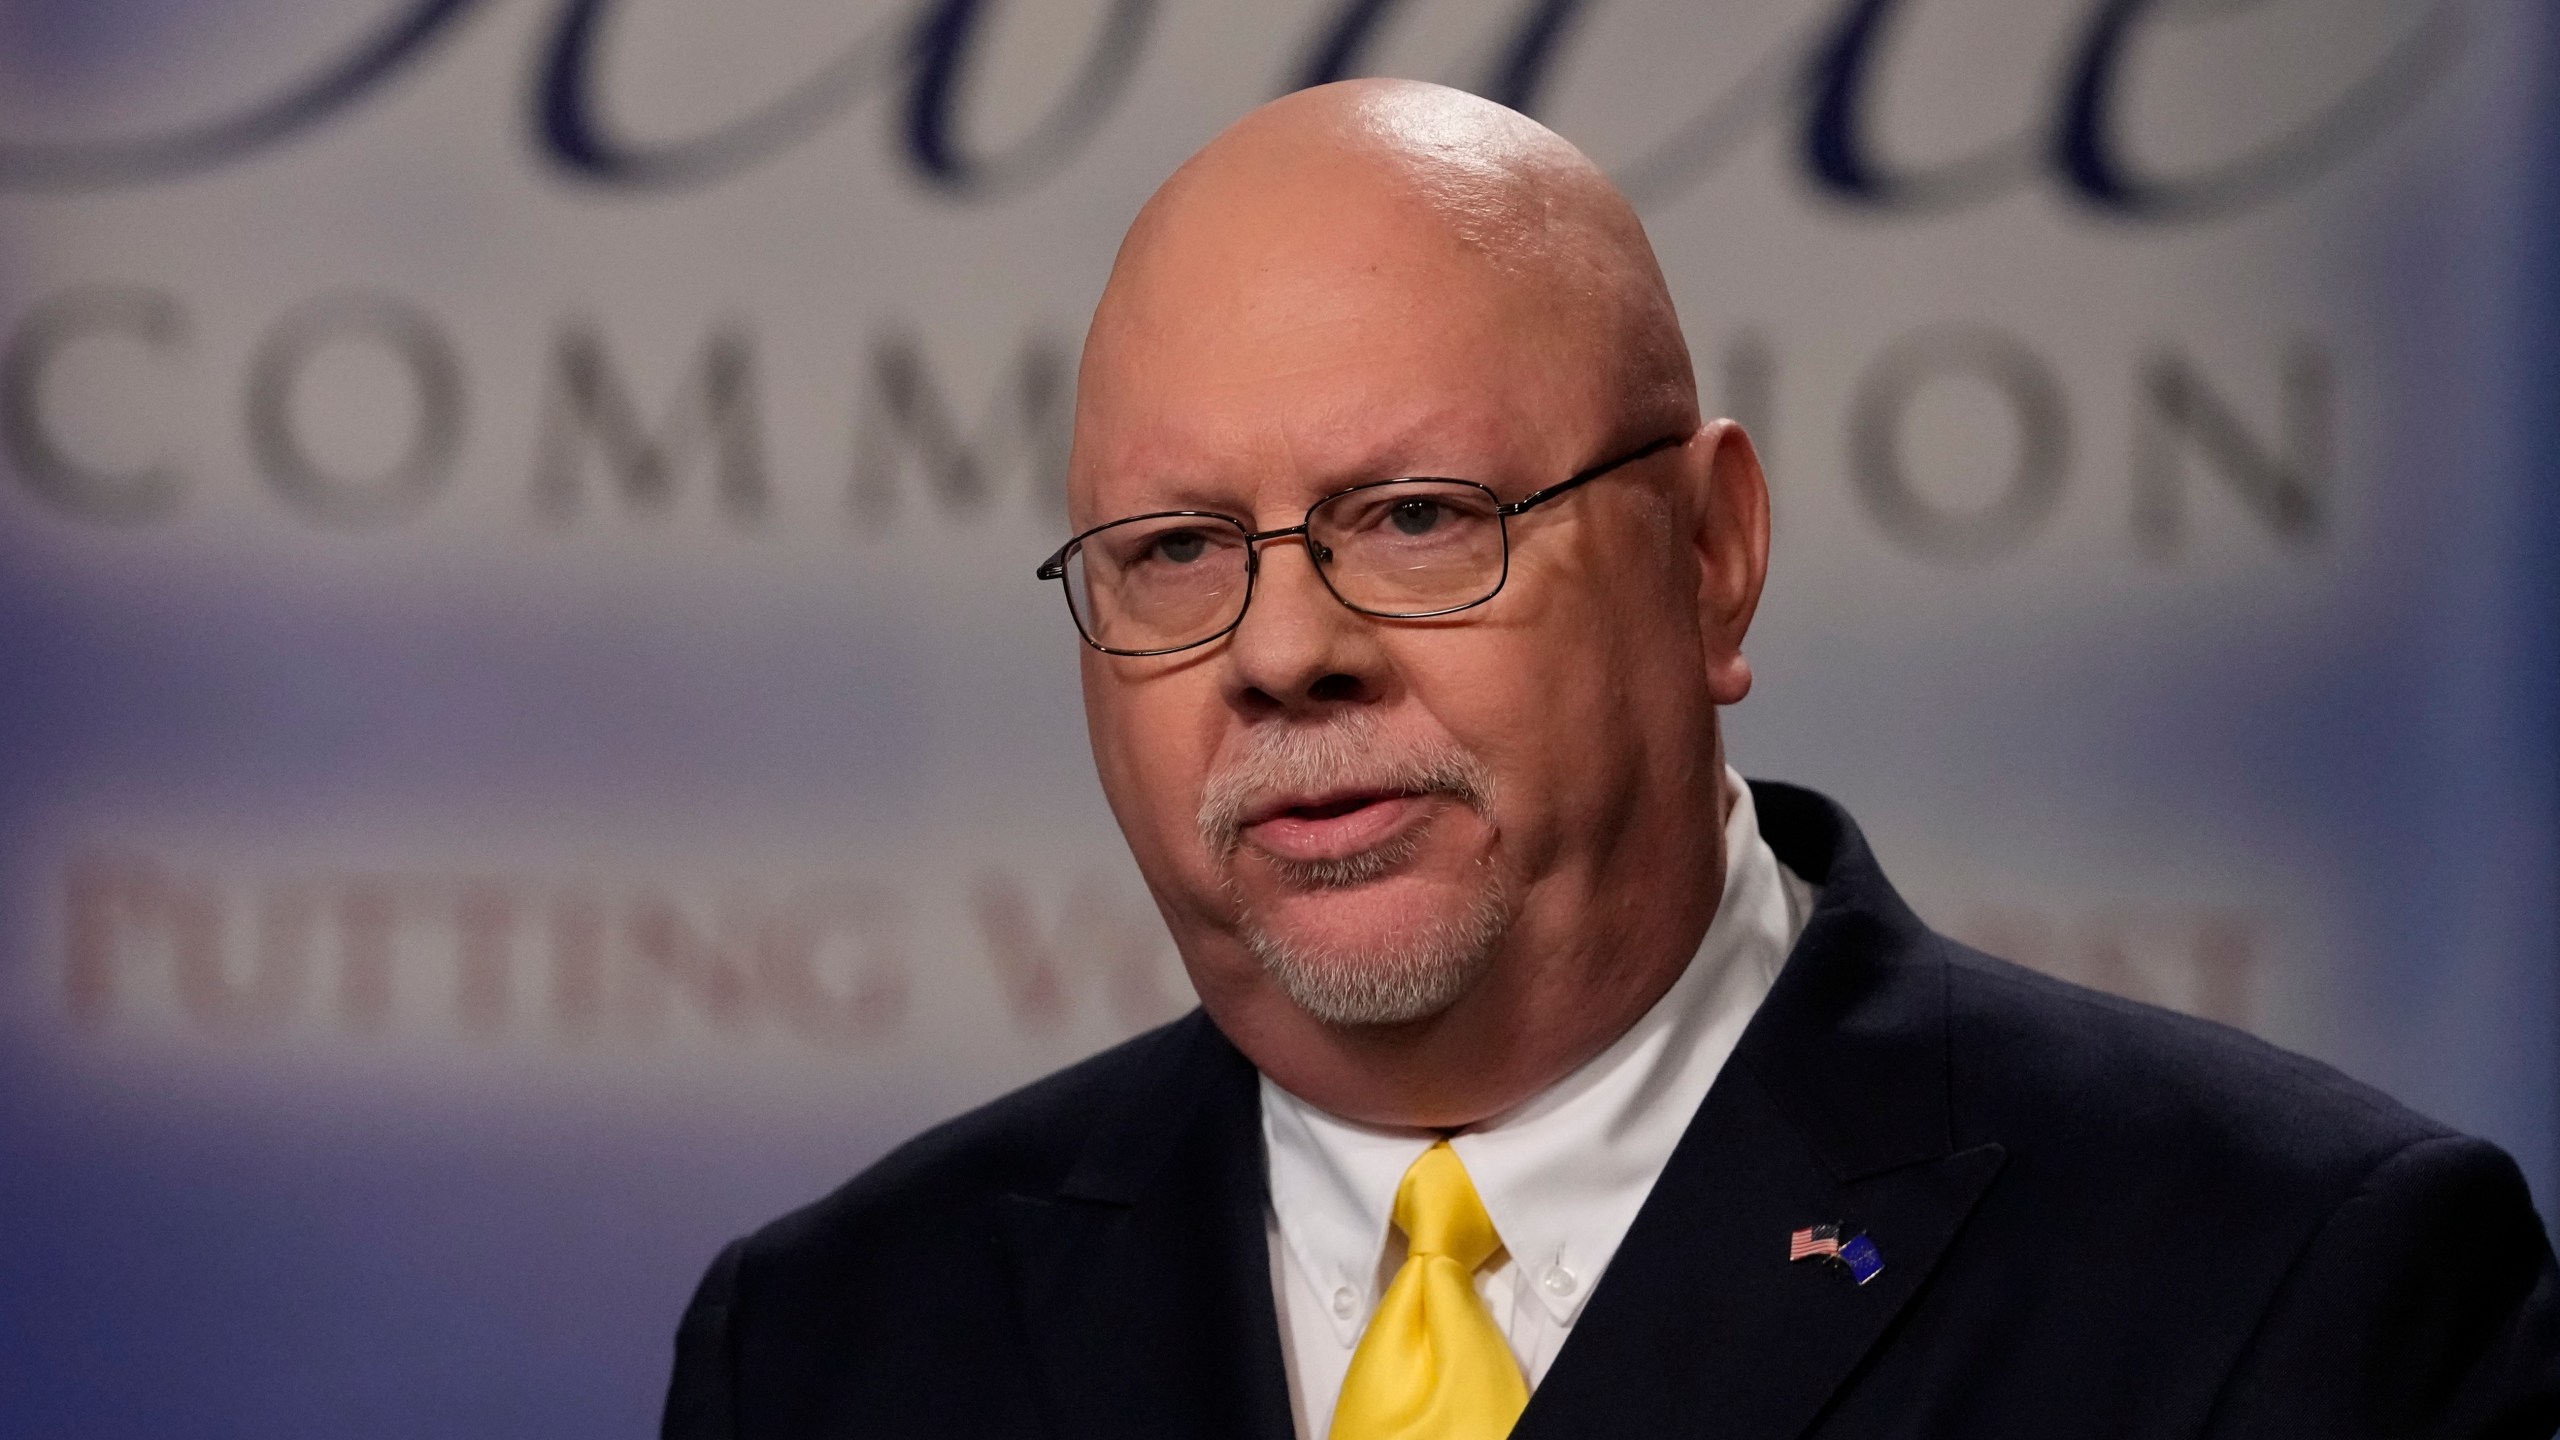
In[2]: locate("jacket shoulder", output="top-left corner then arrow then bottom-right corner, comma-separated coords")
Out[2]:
1942,942 -> 2451,1195
668,1014 -> 1222,1436
669,1008 -> 1294,1438
745,1010 -> 1211,1267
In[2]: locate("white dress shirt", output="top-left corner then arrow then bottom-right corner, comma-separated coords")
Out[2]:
1261,769 -> 1815,1439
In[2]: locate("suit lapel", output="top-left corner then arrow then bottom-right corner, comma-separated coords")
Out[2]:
1516,1075 -> 2004,1439
1516,783 -> 2009,1440
996,1016 -> 1296,1440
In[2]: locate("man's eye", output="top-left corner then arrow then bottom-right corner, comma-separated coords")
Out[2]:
1388,500 -> 1446,536
1150,530 -> 1210,564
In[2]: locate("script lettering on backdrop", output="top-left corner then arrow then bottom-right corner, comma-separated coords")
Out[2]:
0,0 -> 2460,218
0,0 -> 2458,1071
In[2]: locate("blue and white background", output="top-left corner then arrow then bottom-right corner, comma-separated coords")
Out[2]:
0,1 -> 2552,1433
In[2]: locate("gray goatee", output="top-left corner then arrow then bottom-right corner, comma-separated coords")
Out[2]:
1197,712 -> 1507,1026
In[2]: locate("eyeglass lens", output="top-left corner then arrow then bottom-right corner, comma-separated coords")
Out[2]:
1065,514 -> 1255,653
1061,480 -> 1510,653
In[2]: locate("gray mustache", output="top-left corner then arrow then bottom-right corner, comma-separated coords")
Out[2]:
1196,713 -> 1497,856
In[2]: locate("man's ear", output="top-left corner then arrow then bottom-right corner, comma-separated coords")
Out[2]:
1688,418 -> 1770,706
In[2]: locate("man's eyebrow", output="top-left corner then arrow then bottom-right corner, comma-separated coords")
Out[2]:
1320,415 -> 1508,487
1098,480 -> 1253,517
1103,461 -> 1476,522
1082,420 -> 1511,521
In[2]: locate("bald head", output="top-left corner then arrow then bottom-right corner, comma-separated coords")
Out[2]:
1072,80 -> 1698,524
1126,79 -> 1649,274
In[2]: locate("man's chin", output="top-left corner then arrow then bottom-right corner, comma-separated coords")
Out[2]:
1228,864 -> 1511,1028
1235,859 -> 1457,927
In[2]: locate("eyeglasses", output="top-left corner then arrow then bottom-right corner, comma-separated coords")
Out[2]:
1035,434 -> 1684,656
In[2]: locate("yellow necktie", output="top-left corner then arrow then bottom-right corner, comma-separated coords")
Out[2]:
1329,1141 -> 1530,1440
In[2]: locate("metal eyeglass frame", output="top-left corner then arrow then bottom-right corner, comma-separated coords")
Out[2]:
1034,432 -> 1686,656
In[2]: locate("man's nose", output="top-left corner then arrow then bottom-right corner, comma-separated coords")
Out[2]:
1223,536 -> 1384,715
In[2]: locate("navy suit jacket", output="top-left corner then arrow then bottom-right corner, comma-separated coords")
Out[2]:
663,782 -> 2560,1438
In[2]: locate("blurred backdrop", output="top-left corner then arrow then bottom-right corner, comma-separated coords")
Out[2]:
0,1 -> 2553,1434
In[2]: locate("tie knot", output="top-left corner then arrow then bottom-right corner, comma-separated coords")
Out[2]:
1392,1141 -> 1504,1270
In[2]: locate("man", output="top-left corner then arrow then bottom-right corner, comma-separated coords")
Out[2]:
663,80 -> 2560,1439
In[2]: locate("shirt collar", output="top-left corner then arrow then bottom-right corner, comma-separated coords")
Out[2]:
1261,770 -> 1812,1338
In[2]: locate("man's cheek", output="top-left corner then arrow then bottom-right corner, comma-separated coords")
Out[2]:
1398,639 -> 1532,728
1118,705 -> 1214,841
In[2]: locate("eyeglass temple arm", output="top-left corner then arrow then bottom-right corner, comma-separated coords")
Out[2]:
1496,433 -> 1685,516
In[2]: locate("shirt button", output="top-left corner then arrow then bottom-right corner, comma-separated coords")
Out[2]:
1331,1286 -> 1358,1319
1540,1265 -> 1577,1297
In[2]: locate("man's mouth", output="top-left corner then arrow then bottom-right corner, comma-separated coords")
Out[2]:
1236,788 -> 1435,864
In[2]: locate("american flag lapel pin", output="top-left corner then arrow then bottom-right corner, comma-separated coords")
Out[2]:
1789,1223 -> 1885,1285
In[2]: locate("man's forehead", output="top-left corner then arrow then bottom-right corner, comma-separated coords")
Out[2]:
1079,256 -> 1551,420
1070,244 -> 1589,517
1073,396 -> 1524,517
